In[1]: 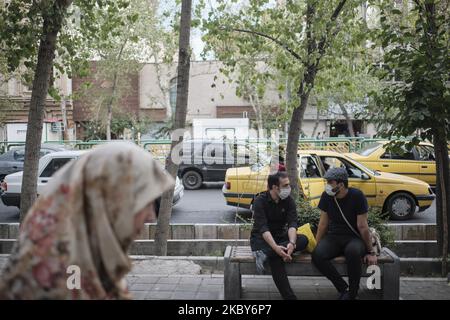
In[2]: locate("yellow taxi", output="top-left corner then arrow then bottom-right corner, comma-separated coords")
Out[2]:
222,150 -> 435,220
346,141 -> 437,188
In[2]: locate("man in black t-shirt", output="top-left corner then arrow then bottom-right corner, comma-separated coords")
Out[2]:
250,171 -> 308,300
311,167 -> 377,300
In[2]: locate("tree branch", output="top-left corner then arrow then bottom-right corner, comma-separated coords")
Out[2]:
224,27 -> 304,63
314,0 -> 347,68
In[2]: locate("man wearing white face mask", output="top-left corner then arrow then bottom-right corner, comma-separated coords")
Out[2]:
250,171 -> 308,300
312,167 -> 377,300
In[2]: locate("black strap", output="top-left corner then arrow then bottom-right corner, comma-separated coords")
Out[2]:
333,197 -> 361,238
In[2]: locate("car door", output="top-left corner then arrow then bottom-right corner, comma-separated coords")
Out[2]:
416,145 -> 436,187
378,146 -> 421,181
0,150 -> 20,178
319,155 -> 378,207
12,149 -> 25,169
298,155 -> 325,207
37,157 -> 74,194
202,142 -> 230,181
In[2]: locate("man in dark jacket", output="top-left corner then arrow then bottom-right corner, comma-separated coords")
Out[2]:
250,171 -> 308,300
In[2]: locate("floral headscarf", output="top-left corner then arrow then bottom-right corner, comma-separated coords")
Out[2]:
0,142 -> 174,299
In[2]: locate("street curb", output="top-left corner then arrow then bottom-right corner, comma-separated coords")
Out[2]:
0,222 -> 438,241
0,239 -> 439,257
1,254 -> 444,277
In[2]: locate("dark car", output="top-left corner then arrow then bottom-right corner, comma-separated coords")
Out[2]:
177,140 -> 261,190
0,144 -> 69,180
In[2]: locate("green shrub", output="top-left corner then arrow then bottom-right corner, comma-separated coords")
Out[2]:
296,196 -> 321,233
296,197 -> 395,249
367,207 -> 395,249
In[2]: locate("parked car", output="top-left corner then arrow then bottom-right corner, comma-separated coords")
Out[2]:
222,149 -> 435,220
177,139 -> 267,190
346,141 -> 442,188
0,144 -> 70,181
1,150 -> 184,213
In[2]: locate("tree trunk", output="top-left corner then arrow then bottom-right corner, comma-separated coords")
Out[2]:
60,96 -> 69,141
106,105 -> 112,140
285,0 -> 347,200
248,93 -> 263,135
285,81 -> 314,199
311,108 -> 321,138
106,71 -> 119,141
339,104 -> 355,137
20,1 -> 72,220
105,39 -> 127,141
433,131 -> 450,276
154,0 -> 192,256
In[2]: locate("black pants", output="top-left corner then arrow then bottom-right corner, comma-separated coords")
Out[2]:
311,234 -> 366,298
265,235 -> 308,300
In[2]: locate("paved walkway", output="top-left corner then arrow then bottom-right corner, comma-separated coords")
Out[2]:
125,273 -> 450,300
1,256 -> 450,300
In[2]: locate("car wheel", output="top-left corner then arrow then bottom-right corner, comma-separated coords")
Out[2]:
182,170 -> 203,190
387,192 -> 416,220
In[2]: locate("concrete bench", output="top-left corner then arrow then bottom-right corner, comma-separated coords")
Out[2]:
224,245 -> 400,300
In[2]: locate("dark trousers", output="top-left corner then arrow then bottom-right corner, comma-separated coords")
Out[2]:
311,234 -> 366,298
265,235 -> 308,300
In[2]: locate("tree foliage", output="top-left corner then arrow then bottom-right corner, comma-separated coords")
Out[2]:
367,0 -> 450,275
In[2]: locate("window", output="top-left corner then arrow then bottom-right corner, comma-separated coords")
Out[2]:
204,128 -> 236,140
40,158 -> 72,178
380,146 -> 415,160
40,149 -> 54,158
13,150 -> 25,161
320,156 -> 366,179
300,156 -> 321,178
203,143 -> 227,165
357,143 -> 383,156
416,145 -> 435,161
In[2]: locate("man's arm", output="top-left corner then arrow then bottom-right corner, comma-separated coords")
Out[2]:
253,197 -> 290,260
357,213 -> 373,252
285,197 -> 298,256
357,213 -> 378,265
315,211 -> 329,244
288,227 -> 297,245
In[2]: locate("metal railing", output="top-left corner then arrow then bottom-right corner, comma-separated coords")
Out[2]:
0,137 -> 444,156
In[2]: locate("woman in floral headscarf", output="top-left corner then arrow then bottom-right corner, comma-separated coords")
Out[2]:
0,142 -> 174,299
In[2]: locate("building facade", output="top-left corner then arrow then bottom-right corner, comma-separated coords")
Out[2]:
0,72 -> 74,143
1,60 -> 376,142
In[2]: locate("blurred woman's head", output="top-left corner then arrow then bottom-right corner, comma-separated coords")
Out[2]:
0,142 -> 174,300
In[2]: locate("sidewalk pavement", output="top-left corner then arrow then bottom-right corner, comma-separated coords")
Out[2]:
1,256 -> 450,300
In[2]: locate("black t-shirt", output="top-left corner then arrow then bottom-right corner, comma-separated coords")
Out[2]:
250,191 -> 298,251
318,188 -> 369,236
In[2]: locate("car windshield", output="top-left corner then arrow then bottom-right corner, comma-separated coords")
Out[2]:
348,157 -> 379,176
357,142 -> 383,156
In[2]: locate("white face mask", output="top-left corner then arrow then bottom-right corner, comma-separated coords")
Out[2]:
279,186 -> 291,200
325,184 -> 338,196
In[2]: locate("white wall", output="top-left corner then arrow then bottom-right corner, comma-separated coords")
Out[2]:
6,123 -> 61,142
139,61 -> 282,121
6,123 -> 28,142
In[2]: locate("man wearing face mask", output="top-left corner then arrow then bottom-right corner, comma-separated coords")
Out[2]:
250,171 -> 308,300
312,167 -> 377,300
